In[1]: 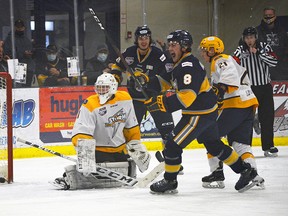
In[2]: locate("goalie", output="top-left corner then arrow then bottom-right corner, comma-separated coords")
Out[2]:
53,73 -> 151,190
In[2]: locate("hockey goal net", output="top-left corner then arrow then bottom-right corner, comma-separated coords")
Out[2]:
0,72 -> 13,183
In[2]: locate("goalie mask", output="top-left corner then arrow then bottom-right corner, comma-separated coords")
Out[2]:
94,73 -> 118,105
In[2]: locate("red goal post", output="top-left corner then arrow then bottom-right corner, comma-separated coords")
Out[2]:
0,72 -> 13,183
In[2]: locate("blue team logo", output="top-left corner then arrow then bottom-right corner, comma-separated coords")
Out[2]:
125,57 -> 134,65
165,63 -> 174,73
99,107 -> 107,116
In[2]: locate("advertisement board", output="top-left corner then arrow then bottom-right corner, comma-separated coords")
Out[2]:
2,82 -> 287,150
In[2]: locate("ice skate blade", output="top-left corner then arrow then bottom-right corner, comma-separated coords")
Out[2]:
237,181 -> 256,193
264,152 -> 278,157
150,189 -> 178,194
202,181 -> 225,189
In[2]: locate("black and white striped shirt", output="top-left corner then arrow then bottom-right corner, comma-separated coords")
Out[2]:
233,42 -> 277,86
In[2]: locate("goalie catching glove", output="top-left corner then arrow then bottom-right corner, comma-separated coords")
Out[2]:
126,140 -> 151,173
144,95 -> 167,112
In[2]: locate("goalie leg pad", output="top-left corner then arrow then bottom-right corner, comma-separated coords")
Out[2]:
64,162 -> 132,189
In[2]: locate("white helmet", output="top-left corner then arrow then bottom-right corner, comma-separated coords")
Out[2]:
94,73 -> 118,104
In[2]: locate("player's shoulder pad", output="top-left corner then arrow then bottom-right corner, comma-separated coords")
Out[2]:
115,90 -> 132,101
181,61 -> 193,67
151,46 -> 167,62
214,54 -> 229,62
82,95 -> 101,111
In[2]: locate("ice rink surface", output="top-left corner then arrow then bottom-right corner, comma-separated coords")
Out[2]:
1,146 -> 287,216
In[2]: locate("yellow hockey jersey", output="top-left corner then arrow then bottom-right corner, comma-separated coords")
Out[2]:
71,91 -> 141,153
210,54 -> 258,109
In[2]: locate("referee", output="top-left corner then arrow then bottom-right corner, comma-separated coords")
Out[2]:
233,26 -> 278,157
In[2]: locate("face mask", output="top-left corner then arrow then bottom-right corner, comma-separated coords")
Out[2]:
47,54 -> 57,61
263,16 -> 276,25
15,31 -> 24,36
97,53 -> 108,62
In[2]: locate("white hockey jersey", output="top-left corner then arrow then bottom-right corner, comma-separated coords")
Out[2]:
71,91 -> 141,153
210,54 -> 258,109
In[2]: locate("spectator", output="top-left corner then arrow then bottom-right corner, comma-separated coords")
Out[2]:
38,44 -> 70,87
84,44 -> 112,85
256,6 -> 288,80
0,45 -> 9,72
3,19 -> 35,87
233,27 -> 278,157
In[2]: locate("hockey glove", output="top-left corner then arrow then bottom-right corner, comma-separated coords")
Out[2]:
144,95 -> 167,112
126,140 -> 151,173
112,73 -> 122,84
134,71 -> 149,85
212,83 -> 226,109
129,71 -> 149,92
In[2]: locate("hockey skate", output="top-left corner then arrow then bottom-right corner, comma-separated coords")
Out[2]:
202,167 -> 225,189
264,147 -> 278,157
150,178 -> 178,194
235,163 -> 264,193
50,175 -> 70,190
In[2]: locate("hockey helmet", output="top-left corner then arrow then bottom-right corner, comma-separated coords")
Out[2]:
134,25 -> 152,45
135,25 -> 151,38
199,36 -> 224,54
94,73 -> 118,105
167,30 -> 193,48
242,27 -> 258,39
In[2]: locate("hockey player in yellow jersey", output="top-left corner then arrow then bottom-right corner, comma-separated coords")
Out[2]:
199,36 -> 264,189
53,73 -> 151,190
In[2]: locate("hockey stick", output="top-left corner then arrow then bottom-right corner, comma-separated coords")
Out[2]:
17,138 -> 138,187
88,7 -> 149,100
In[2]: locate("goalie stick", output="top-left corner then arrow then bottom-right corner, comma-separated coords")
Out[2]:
88,7 -> 149,100
17,138 -> 164,188
17,138 -> 137,187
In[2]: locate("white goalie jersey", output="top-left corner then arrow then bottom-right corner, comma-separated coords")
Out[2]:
72,90 -> 141,153
210,54 -> 258,109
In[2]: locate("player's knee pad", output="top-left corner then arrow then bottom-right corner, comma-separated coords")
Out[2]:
64,162 -> 132,190
204,140 -> 232,159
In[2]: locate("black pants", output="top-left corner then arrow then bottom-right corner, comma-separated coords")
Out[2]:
163,111 -> 244,180
132,100 -> 174,140
251,84 -> 275,151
